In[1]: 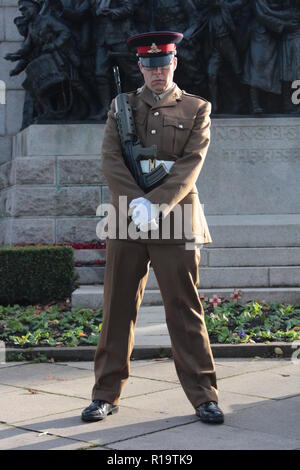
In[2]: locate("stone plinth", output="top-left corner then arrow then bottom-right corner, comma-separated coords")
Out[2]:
199,117 -> 300,215
0,124 -> 106,244
1,118 -> 300,249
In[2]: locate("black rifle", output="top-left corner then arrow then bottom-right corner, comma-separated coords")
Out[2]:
113,66 -> 170,192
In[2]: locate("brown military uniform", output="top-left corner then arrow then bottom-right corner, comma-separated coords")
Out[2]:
100,83 -> 212,244
92,83 -> 219,409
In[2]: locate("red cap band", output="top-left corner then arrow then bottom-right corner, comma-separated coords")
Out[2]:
137,43 -> 176,54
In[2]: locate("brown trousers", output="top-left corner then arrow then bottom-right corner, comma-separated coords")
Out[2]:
92,239 -> 218,408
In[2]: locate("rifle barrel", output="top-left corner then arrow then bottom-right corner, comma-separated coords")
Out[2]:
113,66 -> 122,95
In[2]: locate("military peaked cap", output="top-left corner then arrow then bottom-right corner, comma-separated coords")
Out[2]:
127,31 -> 183,68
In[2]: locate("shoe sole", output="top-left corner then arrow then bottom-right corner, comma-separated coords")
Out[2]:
81,406 -> 119,423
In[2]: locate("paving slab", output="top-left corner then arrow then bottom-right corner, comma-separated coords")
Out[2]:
131,359 -> 167,369
135,307 -> 169,347
12,407 -> 199,447
130,358 -> 179,383
0,423 -> 94,450
121,386 -> 265,416
28,375 -> 179,401
0,362 -> 92,387
214,358 -> 290,373
108,420 -> 300,450
224,395 -> 300,440
0,362 -> 30,369
57,361 -> 94,371
0,383 -> 16,393
129,359 -> 261,382
219,370 -> 300,400
58,359 -> 159,371
0,358 -> 297,450
267,362 -> 300,377
61,359 -> 287,395
0,388 -> 89,423
134,335 -> 171,347
214,364 -> 254,380
129,358 -> 290,382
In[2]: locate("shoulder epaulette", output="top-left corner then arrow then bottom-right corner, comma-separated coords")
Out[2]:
135,87 -> 144,95
182,90 -> 209,103
124,89 -> 137,96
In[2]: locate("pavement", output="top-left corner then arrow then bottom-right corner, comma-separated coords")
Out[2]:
0,357 -> 300,450
135,306 -> 171,347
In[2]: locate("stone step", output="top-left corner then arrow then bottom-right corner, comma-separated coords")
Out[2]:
74,246 -> 300,267
71,215 -> 300,250
2,212 -> 300,246
76,266 -> 105,285
74,249 -> 106,263
207,214 -> 300,247
75,265 -> 300,288
206,247 -> 300,267
71,285 -> 300,309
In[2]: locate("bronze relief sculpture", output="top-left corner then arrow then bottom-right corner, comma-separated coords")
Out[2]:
5,0 -> 300,129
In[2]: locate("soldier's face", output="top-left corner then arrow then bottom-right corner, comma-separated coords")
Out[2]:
138,56 -> 178,94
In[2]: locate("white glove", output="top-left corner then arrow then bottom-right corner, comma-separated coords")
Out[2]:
129,197 -> 159,232
138,217 -> 159,232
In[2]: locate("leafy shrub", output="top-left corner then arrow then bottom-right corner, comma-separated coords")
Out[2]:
0,245 -> 78,306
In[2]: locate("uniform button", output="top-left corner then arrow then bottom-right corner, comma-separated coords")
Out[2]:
154,111 -> 160,116
151,129 -> 157,135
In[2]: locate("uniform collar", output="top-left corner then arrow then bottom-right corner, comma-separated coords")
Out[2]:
152,82 -> 176,101
137,83 -> 183,108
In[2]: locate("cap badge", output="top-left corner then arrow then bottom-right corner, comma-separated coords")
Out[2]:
148,43 -> 162,53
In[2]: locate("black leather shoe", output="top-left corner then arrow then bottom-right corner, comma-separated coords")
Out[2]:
81,400 -> 119,422
196,401 -> 224,424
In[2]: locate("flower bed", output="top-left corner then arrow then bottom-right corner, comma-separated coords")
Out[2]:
0,301 -> 102,348
0,295 -> 299,348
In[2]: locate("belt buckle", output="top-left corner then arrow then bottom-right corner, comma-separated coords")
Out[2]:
149,158 -> 156,172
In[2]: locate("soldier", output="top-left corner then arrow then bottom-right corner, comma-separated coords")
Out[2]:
195,0 -> 249,113
243,0 -> 284,114
5,0 -> 43,129
89,0 -> 144,121
274,0 -> 300,112
152,0 -> 207,94
81,32 -> 224,425
47,0 -> 98,117
244,0 -> 300,113
5,0 -> 87,120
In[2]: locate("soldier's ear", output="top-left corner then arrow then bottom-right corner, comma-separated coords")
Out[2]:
173,56 -> 178,72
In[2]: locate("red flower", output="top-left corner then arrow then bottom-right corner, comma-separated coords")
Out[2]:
230,290 -> 242,302
209,294 -> 222,308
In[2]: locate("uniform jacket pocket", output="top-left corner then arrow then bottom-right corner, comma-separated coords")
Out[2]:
163,116 -> 195,155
